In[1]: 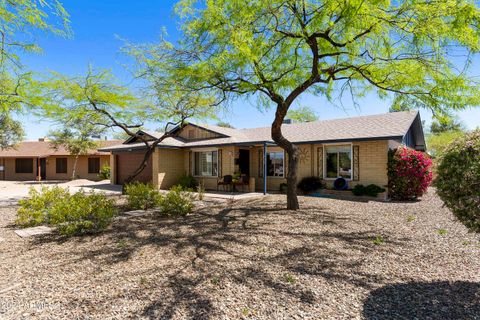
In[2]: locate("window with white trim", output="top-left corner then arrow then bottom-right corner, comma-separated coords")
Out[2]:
267,151 -> 284,177
325,145 -> 352,179
193,151 -> 218,176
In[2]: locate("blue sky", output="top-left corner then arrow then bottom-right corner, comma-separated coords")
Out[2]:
20,0 -> 480,140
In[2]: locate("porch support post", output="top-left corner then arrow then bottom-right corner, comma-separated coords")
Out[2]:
37,157 -> 41,181
263,142 -> 267,195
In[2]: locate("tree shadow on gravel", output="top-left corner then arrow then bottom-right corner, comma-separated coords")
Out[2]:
26,198 -> 412,318
363,281 -> 480,320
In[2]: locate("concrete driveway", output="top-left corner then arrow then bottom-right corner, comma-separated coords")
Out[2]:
0,179 -> 122,206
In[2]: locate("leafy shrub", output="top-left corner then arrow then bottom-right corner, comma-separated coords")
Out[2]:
177,174 -> 198,190
352,184 -> 386,197
435,130 -> 480,232
297,176 -> 324,194
16,187 -> 117,236
49,191 -> 117,236
158,185 -> 194,216
387,146 -> 433,200
279,183 -> 288,194
124,182 -> 161,210
98,165 -> 111,180
16,186 -> 70,227
372,235 -> 385,245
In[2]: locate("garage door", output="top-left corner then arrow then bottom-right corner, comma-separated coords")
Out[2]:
115,152 -> 152,184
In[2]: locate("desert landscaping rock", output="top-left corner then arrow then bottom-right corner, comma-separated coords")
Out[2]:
14,226 -> 54,238
0,189 -> 479,319
123,210 -> 155,217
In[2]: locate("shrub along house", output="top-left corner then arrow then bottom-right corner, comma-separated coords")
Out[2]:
0,139 -> 120,181
100,111 -> 426,194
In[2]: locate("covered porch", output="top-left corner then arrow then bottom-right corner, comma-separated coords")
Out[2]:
190,142 -> 286,195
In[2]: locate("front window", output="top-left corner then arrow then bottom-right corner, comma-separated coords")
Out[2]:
56,158 -> 67,174
88,158 -> 100,174
259,151 -> 284,178
194,151 -> 218,176
15,158 -> 33,173
325,145 -> 352,179
267,152 -> 284,177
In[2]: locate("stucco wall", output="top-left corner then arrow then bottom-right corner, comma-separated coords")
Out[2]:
45,155 -> 109,181
1,157 -> 37,181
0,155 -> 109,181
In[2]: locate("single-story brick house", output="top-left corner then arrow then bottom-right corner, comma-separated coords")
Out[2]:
0,139 -> 121,181
100,111 -> 425,193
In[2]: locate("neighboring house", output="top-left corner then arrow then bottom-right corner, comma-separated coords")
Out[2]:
99,111 -> 425,193
0,139 -> 121,181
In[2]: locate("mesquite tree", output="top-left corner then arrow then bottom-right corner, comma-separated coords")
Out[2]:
0,1 -> 70,147
40,67 -> 217,184
138,0 -> 480,209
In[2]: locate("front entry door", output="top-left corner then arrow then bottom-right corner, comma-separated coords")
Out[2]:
238,149 -> 250,175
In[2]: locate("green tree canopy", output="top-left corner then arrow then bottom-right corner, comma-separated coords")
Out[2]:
49,119 -> 101,180
286,106 -> 318,122
132,0 -> 480,209
0,113 -> 24,149
216,121 -> 234,128
430,115 -> 466,134
40,67 -> 219,182
0,0 -> 70,150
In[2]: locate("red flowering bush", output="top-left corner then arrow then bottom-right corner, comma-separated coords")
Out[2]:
388,146 -> 433,200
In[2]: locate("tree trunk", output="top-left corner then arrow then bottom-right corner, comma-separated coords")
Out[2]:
271,104 -> 300,210
72,154 -> 79,180
122,146 -> 155,191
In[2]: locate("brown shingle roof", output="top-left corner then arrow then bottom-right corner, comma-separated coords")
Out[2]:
100,111 -> 422,151
0,140 -> 122,158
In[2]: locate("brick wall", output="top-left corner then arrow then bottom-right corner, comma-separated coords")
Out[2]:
153,148 -> 186,189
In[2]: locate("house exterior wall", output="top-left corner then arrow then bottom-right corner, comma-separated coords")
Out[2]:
153,148 -> 186,189
248,140 -> 389,192
0,155 -> 109,181
187,146 -> 235,190
45,155 -> 109,181
1,157 -> 37,181
124,140 -> 389,192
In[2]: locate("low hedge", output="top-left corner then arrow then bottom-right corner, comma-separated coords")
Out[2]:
16,186 -> 117,236
352,184 -> 386,197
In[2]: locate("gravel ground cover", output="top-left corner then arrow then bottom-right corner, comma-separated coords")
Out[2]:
0,189 -> 479,319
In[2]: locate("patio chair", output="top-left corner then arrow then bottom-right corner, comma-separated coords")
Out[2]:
217,175 -> 233,191
233,174 -> 250,192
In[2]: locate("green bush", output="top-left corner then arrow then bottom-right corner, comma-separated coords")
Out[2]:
49,191 -> 117,236
435,130 -> 480,232
16,186 -> 117,236
297,176 -> 324,194
352,184 -> 386,197
158,186 -> 194,216
124,182 -> 161,210
98,165 -> 111,180
177,174 -> 198,190
16,186 -> 70,227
